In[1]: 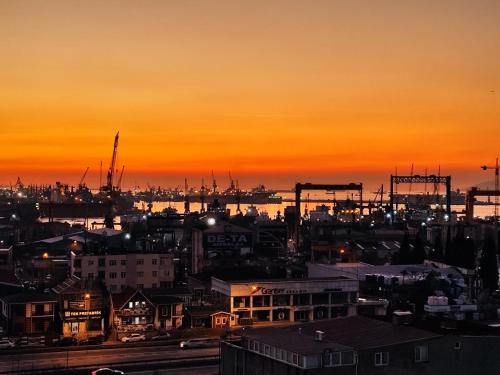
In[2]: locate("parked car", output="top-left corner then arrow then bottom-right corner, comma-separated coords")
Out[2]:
0,339 -> 15,349
55,337 -> 77,346
152,332 -> 171,341
80,335 -> 104,345
91,368 -> 125,375
121,333 -> 146,343
179,338 -> 218,349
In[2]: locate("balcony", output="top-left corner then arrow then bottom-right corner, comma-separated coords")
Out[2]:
120,308 -> 152,316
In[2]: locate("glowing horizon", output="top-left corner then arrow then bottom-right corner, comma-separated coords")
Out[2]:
1,1 -> 499,190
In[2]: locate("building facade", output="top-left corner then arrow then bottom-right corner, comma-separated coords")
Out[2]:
0,293 -> 57,335
70,250 -> 174,293
211,277 -> 358,325
52,277 -> 107,340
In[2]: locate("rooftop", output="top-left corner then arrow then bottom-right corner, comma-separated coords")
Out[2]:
242,316 -> 441,354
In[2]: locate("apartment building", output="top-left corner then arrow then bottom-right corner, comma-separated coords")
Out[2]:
70,249 -> 174,293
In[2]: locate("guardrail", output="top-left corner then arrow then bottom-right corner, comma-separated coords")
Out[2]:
0,355 -> 220,375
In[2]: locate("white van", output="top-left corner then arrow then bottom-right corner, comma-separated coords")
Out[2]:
179,338 -> 218,349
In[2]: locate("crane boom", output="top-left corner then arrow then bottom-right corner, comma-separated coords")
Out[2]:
106,132 -> 119,192
79,167 -> 90,187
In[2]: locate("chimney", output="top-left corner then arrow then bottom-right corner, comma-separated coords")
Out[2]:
315,330 -> 324,342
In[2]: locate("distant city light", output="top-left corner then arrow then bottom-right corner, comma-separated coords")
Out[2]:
207,217 -> 216,226
124,233 -> 131,240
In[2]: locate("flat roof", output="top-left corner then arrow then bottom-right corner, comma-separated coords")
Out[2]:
243,316 -> 441,354
215,276 -> 354,284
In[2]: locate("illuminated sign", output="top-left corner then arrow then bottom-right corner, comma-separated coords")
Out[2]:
250,286 -> 308,295
64,310 -> 101,318
205,233 -> 252,249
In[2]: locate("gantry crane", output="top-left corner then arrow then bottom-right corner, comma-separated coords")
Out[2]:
481,157 -> 499,218
211,170 -> 217,193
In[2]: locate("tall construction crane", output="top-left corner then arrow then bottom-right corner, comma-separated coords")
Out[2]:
78,167 -> 90,188
481,157 -> 499,218
105,132 -> 119,193
116,165 -> 125,191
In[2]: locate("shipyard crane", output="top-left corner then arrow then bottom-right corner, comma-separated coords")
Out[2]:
211,170 -> 217,193
228,171 -> 235,190
116,165 -> 125,191
79,167 -> 90,188
481,157 -> 499,218
105,132 -> 119,193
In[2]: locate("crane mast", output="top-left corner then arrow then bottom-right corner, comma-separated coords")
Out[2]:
105,132 -> 119,193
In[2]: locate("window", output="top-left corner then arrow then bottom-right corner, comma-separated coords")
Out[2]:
152,271 -> 158,277
415,345 -> 428,362
109,272 -> 117,279
98,271 -> 105,279
110,285 -> 117,292
264,344 -> 270,355
152,283 -> 157,288
292,353 -> 299,365
136,259 -> 144,265
109,260 -> 117,266
87,273 -> 94,279
88,260 -> 94,266
121,272 -> 126,278
331,352 -> 341,366
137,271 -> 144,278
121,260 -> 127,266
152,258 -> 157,265
98,258 -> 105,267
375,352 -> 389,366
137,284 -> 144,289
324,351 -> 355,367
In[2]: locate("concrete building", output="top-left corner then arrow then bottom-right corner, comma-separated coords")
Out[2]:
211,277 -> 358,325
52,276 -> 107,341
220,315 -> 500,375
70,249 -> 174,293
192,223 -> 253,273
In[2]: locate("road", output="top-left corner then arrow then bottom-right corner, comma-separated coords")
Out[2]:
0,344 -> 219,373
129,365 -> 219,375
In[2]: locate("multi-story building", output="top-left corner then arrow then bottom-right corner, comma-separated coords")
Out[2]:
110,288 -> 183,339
211,276 -> 358,325
0,292 -> 57,335
52,276 -> 107,340
70,249 -> 174,293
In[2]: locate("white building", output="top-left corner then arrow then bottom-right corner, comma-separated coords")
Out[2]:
211,277 -> 358,325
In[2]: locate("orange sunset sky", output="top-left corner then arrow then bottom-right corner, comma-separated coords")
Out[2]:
1,0 -> 499,190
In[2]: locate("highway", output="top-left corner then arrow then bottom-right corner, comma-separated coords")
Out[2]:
0,344 -> 219,374
129,365 -> 219,375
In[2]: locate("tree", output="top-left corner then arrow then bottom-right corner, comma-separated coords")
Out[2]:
430,235 -> 444,261
479,234 -> 499,292
411,233 -> 427,264
392,231 -> 412,265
